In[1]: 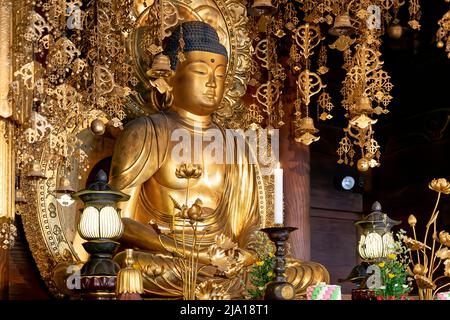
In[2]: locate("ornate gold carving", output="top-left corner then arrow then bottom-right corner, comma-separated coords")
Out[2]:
337,37 -> 392,170
436,9 -> 450,59
0,217 -> 16,250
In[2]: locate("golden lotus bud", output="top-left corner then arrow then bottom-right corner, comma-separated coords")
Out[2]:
408,214 -> 417,227
175,163 -> 203,179
439,231 -> 450,246
90,118 -> 106,135
437,41 -> 444,49
413,264 -> 428,276
357,158 -> 370,172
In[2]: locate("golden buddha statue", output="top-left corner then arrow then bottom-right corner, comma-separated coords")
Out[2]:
109,21 -> 329,299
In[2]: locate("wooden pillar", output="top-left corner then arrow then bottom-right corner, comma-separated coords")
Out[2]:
279,122 -> 311,261
0,120 -> 14,300
0,0 -> 15,300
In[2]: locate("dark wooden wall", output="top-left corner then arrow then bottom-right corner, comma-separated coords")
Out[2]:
309,148 -> 362,294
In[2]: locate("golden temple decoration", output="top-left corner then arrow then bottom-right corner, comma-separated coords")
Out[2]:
9,0 -> 446,298
0,217 -> 17,250
116,249 -> 144,299
437,4 -> 450,59
251,31 -> 285,130
402,178 -> 450,300
337,31 -> 393,171
290,23 -> 325,145
195,278 -> 231,300
408,0 -> 421,30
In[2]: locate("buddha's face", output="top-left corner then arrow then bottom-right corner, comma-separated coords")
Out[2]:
171,51 -> 227,116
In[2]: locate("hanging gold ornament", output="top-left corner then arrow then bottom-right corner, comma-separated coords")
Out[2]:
54,176 -> 76,194
147,53 -> 172,78
116,249 -> 144,300
329,13 -> 355,36
294,116 -> 320,145
349,113 -> 377,129
408,0 -> 422,30
90,118 -> 106,136
436,10 -> 450,58
357,157 -> 370,172
15,188 -> 26,204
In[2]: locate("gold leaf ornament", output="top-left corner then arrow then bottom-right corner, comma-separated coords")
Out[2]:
429,178 -> 450,194
195,279 -> 231,300
438,231 -> 450,247
208,234 -> 245,278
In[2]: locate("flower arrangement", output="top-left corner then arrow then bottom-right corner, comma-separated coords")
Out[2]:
246,232 -> 276,299
247,252 -> 276,299
401,178 -> 450,300
373,248 -> 412,300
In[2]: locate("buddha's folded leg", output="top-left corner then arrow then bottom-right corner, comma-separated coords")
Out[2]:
285,258 -> 330,299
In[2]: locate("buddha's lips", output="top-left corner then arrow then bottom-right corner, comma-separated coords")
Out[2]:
204,90 -> 215,99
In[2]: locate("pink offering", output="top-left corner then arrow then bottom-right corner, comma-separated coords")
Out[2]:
436,292 -> 450,300
306,282 -> 342,300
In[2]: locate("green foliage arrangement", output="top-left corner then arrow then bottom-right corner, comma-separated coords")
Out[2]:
373,231 -> 413,299
247,252 -> 276,299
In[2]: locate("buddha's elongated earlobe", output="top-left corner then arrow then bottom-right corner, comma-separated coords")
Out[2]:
149,80 -> 173,111
163,89 -> 174,109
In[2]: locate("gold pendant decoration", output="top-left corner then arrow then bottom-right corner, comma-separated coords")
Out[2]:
436,9 -> 450,59
294,116 -> 320,145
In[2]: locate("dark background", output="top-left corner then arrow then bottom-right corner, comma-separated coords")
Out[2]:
310,0 -> 450,294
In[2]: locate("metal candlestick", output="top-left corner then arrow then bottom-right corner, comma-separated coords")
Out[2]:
261,226 -> 297,300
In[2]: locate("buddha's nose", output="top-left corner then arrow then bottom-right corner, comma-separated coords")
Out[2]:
206,73 -> 217,88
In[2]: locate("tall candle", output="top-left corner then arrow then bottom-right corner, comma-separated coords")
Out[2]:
274,162 -> 283,225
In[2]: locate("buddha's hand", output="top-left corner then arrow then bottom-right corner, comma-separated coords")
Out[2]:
208,234 -> 250,278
